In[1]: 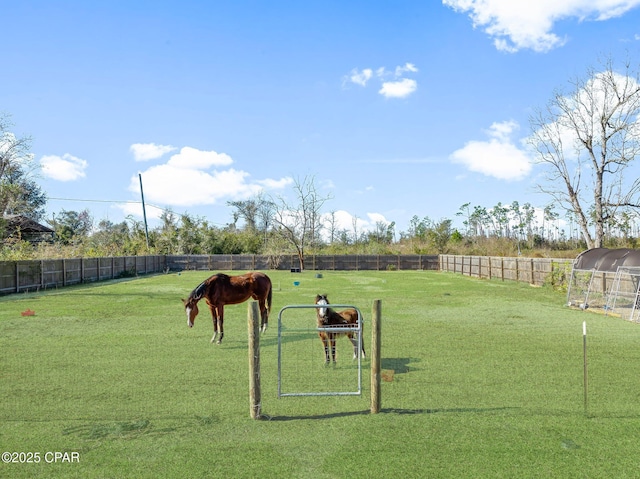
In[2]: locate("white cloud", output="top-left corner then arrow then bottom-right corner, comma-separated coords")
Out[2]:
450,120 -> 533,180
257,177 -> 294,189
366,212 -> 390,225
395,63 -> 418,76
319,179 -> 336,190
486,119 -> 519,141
379,78 -> 418,99
344,63 -> 418,98
328,210 -> 354,231
167,146 -> 233,169
116,201 -> 165,221
129,146 -> 290,209
131,166 -> 259,206
443,0 -> 640,52
347,68 -> 373,86
130,143 -> 177,161
40,154 -> 88,181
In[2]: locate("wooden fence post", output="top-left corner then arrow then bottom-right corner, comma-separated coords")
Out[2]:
248,301 -> 261,419
529,258 -> 532,284
371,299 -> 382,414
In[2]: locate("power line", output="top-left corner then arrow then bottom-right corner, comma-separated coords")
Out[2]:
47,197 -> 164,210
46,197 -> 229,226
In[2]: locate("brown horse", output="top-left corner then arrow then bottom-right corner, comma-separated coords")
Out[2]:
182,272 -> 272,344
315,294 -> 365,363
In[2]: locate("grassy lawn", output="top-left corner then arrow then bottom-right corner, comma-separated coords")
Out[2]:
2,270 -> 640,478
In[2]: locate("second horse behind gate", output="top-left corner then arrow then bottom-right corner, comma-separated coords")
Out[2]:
315,294 -> 366,364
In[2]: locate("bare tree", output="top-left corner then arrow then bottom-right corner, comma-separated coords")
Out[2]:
0,113 -> 46,220
325,210 -> 340,244
351,215 -> 360,245
227,193 -> 275,249
529,57 -> 640,249
227,198 -> 259,231
271,175 -> 331,270
227,194 -> 274,231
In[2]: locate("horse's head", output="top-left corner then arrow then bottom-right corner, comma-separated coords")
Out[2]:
182,298 -> 199,328
315,294 -> 329,320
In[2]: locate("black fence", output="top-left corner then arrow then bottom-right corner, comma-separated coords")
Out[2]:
166,254 -> 439,272
0,254 -> 438,295
0,256 -> 167,295
6,253 -> 575,296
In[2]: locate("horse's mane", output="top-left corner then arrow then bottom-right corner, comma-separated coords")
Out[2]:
316,295 -> 343,325
323,305 -> 337,315
189,281 -> 207,301
188,273 -> 233,302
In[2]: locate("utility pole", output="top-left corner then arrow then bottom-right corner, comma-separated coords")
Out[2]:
138,173 -> 150,248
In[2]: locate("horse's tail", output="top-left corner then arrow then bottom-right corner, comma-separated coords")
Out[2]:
266,280 -> 273,314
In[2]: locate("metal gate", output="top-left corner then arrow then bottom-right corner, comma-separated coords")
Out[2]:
605,266 -> 640,322
277,304 -> 363,398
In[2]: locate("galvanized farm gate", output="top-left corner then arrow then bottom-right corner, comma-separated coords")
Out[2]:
277,304 -> 363,398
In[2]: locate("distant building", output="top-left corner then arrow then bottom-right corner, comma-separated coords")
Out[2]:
1,215 -> 54,243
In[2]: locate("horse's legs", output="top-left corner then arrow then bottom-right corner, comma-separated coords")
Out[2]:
329,333 -> 337,363
216,306 -> 224,344
347,332 -> 358,359
320,332 -> 331,364
209,305 -> 219,344
346,332 -> 366,359
209,305 -> 224,344
210,325 -> 219,343
259,298 -> 268,333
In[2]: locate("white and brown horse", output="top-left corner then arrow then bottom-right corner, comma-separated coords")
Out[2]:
182,272 -> 272,344
315,294 -> 365,363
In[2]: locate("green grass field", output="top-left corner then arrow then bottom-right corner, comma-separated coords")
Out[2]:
2,270 -> 640,478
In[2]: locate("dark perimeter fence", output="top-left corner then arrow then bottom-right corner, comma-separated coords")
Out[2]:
0,256 -> 167,295
0,253 -> 573,295
0,255 -> 438,295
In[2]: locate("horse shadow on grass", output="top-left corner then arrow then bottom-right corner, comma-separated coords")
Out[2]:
61,415 -> 220,440
264,406 -> 519,421
219,331 -> 312,350
382,357 -> 419,374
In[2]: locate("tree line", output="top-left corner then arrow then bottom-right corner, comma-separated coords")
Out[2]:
1,191 -> 626,264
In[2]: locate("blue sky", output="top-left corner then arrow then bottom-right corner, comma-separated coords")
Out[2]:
3,1 -> 640,236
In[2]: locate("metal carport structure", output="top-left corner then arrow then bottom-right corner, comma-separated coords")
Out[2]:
568,248 -> 640,321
